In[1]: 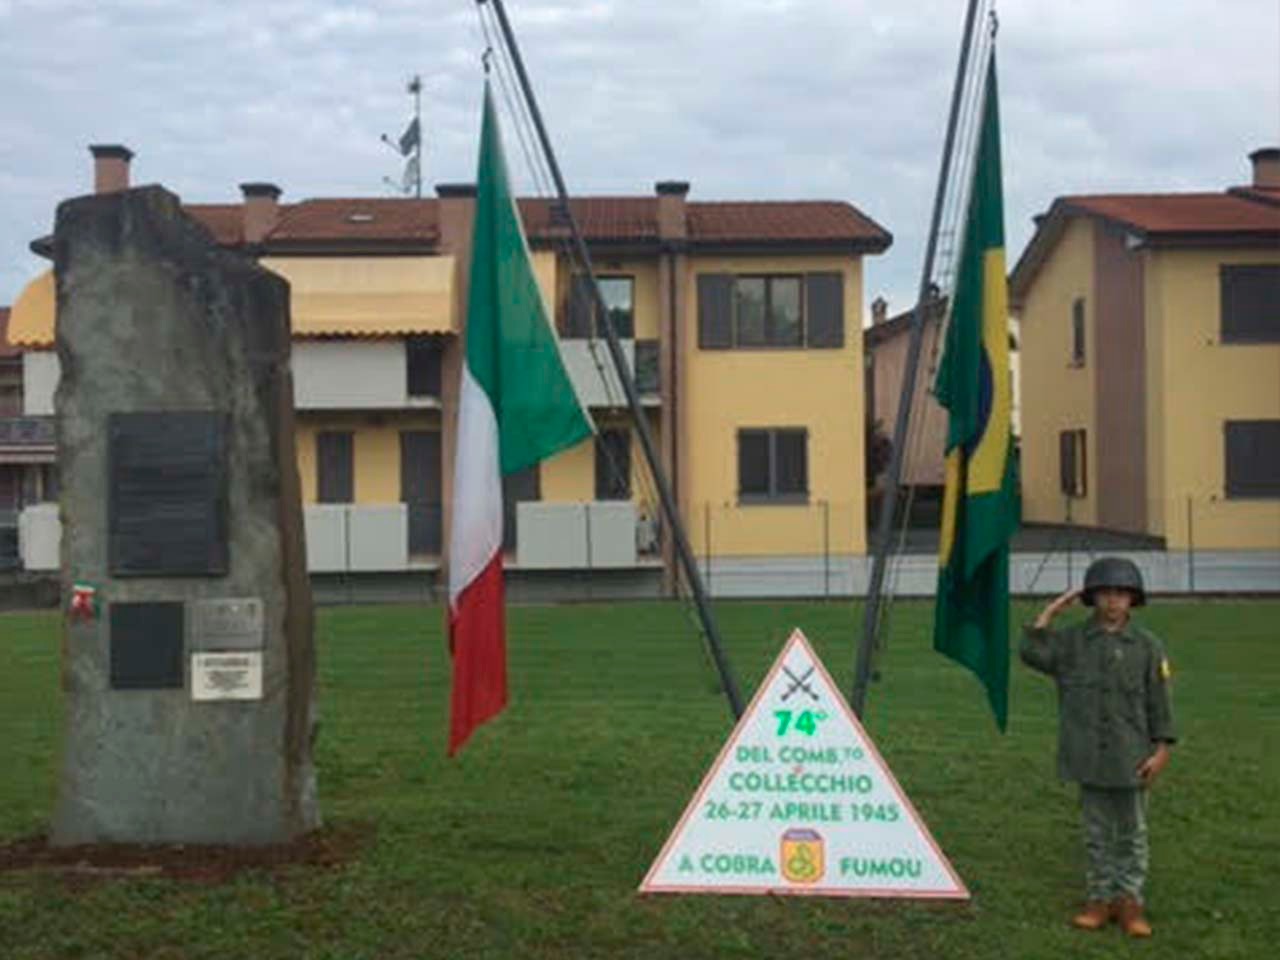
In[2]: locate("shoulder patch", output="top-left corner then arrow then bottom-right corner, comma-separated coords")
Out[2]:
1159,658 -> 1172,681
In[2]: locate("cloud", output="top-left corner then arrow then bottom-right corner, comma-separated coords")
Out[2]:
1,0 -> 1276,319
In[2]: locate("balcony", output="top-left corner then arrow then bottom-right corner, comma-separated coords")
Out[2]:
0,416 -> 56,461
559,339 -> 660,408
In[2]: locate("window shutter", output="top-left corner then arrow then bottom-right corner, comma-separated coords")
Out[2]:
1225,420 -> 1280,497
1071,298 -> 1086,365
1221,265 -> 1280,343
406,337 -> 441,397
567,275 -> 594,338
594,429 -> 632,501
774,429 -> 808,495
317,432 -> 354,504
738,430 -> 770,496
1058,430 -> 1076,497
805,273 -> 844,348
698,274 -> 733,349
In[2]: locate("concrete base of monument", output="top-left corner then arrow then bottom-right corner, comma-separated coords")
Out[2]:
0,822 -> 369,884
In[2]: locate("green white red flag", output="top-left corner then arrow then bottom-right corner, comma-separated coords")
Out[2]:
448,84 -> 593,755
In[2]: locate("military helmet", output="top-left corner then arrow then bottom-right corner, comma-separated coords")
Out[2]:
1082,556 -> 1146,607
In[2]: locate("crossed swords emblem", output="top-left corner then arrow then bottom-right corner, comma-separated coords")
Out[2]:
781,665 -> 820,702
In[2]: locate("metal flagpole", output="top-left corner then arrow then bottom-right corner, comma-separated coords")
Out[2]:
477,0 -> 745,719
852,0 -> 986,716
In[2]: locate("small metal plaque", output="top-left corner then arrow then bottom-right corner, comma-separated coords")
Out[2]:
110,602 -> 185,690
191,597 -> 264,651
191,652 -> 263,701
108,412 -> 229,577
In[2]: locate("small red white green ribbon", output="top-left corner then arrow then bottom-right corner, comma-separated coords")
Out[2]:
69,582 -> 98,622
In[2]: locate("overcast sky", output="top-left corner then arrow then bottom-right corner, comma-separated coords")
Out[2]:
2,0 -> 1277,319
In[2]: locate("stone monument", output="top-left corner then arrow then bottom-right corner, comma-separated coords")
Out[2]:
51,184 -> 318,845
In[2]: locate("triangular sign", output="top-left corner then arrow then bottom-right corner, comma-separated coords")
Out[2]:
640,628 -> 968,898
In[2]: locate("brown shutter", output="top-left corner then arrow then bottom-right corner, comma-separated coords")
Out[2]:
567,275 -> 594,337
698,274 -> 733,349
1059,430 -> 1076,497
805,273 -> 844,348
316,431 -> 354,503
1221,265 -> 1280,343
1225,420 -> 1280,497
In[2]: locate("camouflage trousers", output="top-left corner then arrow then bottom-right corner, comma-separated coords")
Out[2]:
1080,786 -> 1149,903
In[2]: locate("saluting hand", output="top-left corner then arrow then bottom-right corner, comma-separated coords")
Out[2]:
1034,588 -> 1082,629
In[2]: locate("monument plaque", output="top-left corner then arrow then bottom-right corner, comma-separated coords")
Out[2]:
191,597 -> 264,651
192,652 -> 264,701
108,411 -> 229,577
110,602 -> 185,690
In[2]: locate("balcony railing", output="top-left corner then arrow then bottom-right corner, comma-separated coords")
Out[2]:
0,416 -> 55,447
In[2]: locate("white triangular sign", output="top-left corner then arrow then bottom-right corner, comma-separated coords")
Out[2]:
640,628 -> 968,898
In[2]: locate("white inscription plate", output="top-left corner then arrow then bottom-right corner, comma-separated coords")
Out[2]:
191,652 -> 263,702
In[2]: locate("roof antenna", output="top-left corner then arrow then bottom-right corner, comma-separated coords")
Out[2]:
380,74 -> 423,197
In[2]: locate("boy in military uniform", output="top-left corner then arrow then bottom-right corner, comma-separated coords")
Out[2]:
1020,557 -> 1175,938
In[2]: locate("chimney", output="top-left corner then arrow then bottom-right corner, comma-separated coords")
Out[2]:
89,144 -> 133,194
240,182 -> 282,244
434,182 -> 477,254
871,296 -> 888,325
1249,147 -> 1280,189
655,180 -> 689,242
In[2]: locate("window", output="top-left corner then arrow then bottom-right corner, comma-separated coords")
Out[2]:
595,428 -> 632,500
635,339 -> 660,394
1058,428 -> 1087,498
400,431 -> 442,554
1224,420 -> 1280,498
316,431 -> 354,503
406,337 -> 442,398
738,428 -> 808,502
1221,265 -> 1280,343
502,466 -> 540,552
565,275 -> 634,338
698,273 -> 844,350
1070,297 -> 1086,366
0,358 -> 21,416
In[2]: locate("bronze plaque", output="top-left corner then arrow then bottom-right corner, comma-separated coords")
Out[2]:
190,597 -> 264,651
108,412 -> 229,577
109,602 -> 185,690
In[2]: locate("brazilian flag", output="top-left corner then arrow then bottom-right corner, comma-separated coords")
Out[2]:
933,53 -> 1020,732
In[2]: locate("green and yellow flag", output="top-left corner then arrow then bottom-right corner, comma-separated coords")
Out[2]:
933,53 -> 1019,731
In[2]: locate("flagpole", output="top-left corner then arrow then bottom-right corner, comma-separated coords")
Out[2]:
479,0 -> 744,719
852,0 -> 986,716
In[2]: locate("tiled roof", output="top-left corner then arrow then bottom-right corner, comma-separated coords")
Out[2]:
1010,188 -> 1280,305
1229,185 -> 1280,208
270,198 -> 440,243
689,201 -> 890,247
1060,193 -> 1280,235
520,197 -> 659,242
181,195 -> 888,249
186,204 -> 246,245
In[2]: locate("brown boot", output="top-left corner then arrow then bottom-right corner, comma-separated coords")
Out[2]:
1115,897 -> 1153,938
1071,901 -> 1113,930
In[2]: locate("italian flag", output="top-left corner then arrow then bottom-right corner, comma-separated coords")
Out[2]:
448,85 -> 593,755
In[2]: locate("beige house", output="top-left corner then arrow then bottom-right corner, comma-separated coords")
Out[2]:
1009,148 -> 1280,549
5,145 -> 891,589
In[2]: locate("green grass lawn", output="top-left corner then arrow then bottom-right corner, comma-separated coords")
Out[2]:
2,598 -> 1278,959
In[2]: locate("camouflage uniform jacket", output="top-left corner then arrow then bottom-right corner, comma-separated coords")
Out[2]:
1020,618 -> 1176,788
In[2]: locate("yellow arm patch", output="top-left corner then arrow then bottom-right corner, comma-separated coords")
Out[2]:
1159,658 -> 1173,681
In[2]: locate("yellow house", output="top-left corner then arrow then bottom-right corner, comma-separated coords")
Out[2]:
1010,148 -> 1280,550
4,145 -> 891,592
